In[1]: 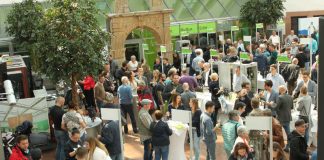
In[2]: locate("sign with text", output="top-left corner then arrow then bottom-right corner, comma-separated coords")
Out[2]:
199,22 -> 216,33
219,35 -> 224,41
277,54 -> 291,63
181,47 -> 192,55
160,45 -> 167,53
231,26 -> 239,31
243,36 -> 252,42
210,49 -> 219,56
180,23 -> 198,36
256,23 -> 264,29
142,43 -> 149,50
240,52 -> 250,60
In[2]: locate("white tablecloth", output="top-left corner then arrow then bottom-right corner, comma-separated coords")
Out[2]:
196,92 -> 211,112
167,120 -> 189,160
290,105 -> 318,132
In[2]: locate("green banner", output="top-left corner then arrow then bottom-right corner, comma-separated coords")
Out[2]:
181,47 -> 191,55
170,25 -> 180,36
142,43 -> 149,50
231,26 -> 239,31
210,49 -> 218,56
256,23 -> 264,29
240,52 -> 249,60
277,54 -> 291,63
277,19 -> 285,26
180,23 -> 198,36
199,22 -> 216,33
160,45 -> 167,53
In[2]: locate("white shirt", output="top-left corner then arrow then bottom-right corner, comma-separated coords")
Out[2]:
92,147 -> 111,160
269,35 -> 280,45
128,61 -> 138,71
265,73 -> 286,93
233,73 -> 250,92
204,69 -> 211,86
231,136 -> 249,153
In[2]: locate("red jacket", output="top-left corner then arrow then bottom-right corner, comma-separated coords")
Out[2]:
9,146 -> 29,160
83,76 -> 95,90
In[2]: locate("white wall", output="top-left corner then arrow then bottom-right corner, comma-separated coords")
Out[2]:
284,0 -> 324,13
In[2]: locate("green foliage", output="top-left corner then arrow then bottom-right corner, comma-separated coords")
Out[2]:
6,0 -> 44,48
240,0 -> 285,28
35,0 -> 108,83
6,0 -> 44,69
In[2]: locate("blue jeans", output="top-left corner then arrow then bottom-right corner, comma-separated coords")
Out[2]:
154,145 -> 169,160
143,139 -> 153,160
192,129 -> 201,160
204,141 -> 216,160
282,122 -> 290,149
110,153 -> 122,160
54,130 -> 68,160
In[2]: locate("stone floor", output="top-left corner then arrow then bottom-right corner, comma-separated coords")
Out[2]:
43,128 -> 228,160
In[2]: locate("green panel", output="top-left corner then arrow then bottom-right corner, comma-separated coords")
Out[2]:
164,0 -> 194,21
199,22 -> 216,33
34,120 -> 49,132
128,0 -> 149,12
180,23 -> 198,36
170,25 -> 180,36
0,6 -> 13,38
145,52 -> 156,70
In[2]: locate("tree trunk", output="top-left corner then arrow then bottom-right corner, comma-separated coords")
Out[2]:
71,72 -> 79,109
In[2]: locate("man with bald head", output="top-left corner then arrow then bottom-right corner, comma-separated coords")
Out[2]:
273,85 -> 293,138
49,97 -> 68,160
282,58 -> 300,95
180,83 -> 196,110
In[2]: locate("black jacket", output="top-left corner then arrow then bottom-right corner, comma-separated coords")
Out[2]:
162,82 -> 183,102
192,110 -> 202,137
208,80 -> 221,108
234,95 -> 252,118
289,130 -> 308,160
100,120 -> 122,156
64,140 -> 82,160
295,53 -> 307,68
150,121 -> 172,146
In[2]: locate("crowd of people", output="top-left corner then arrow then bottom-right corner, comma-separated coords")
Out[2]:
8,29 -> 319,160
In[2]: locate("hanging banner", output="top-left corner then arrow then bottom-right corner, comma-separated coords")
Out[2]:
256,23 -> 264,29
231,26 -> 239,31
199,22 -> 216,33
181,47 -> 191,55
180,23 -> 198,36
142,43 -> 149,50
240,52 -> 249,60
210,49 -> 219,56
277,54 -> 291,63
160,45 -> 167,53
170,25 -> 180,36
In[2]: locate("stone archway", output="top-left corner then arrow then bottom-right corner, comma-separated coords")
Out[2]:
107,0 -> 173,63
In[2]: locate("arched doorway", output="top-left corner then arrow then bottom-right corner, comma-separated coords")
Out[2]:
107,1 -> 173,64
124,27 -> 160,68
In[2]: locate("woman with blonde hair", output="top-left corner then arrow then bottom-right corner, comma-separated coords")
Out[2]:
84,137 -> 111,160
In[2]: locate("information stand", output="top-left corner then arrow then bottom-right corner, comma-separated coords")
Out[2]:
245,116 -> 273,160
171,109 -> 193,159
101,108 -> 124,159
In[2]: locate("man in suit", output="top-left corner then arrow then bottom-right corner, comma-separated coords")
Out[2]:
293,71 -> 317,105
260,80 -> 279,116
273,86 -> 293,140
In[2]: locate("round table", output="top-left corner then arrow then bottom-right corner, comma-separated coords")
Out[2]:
167,120 -> 189,160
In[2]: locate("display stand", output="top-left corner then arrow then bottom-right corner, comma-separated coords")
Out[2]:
101,108 -> 124,159
245,116 -> 273,160
171,109 -> 193,159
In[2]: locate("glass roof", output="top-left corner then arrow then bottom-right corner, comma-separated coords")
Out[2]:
0,0 -> 247,38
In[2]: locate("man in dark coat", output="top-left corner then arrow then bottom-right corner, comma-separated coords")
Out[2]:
289,119 -> 310,160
